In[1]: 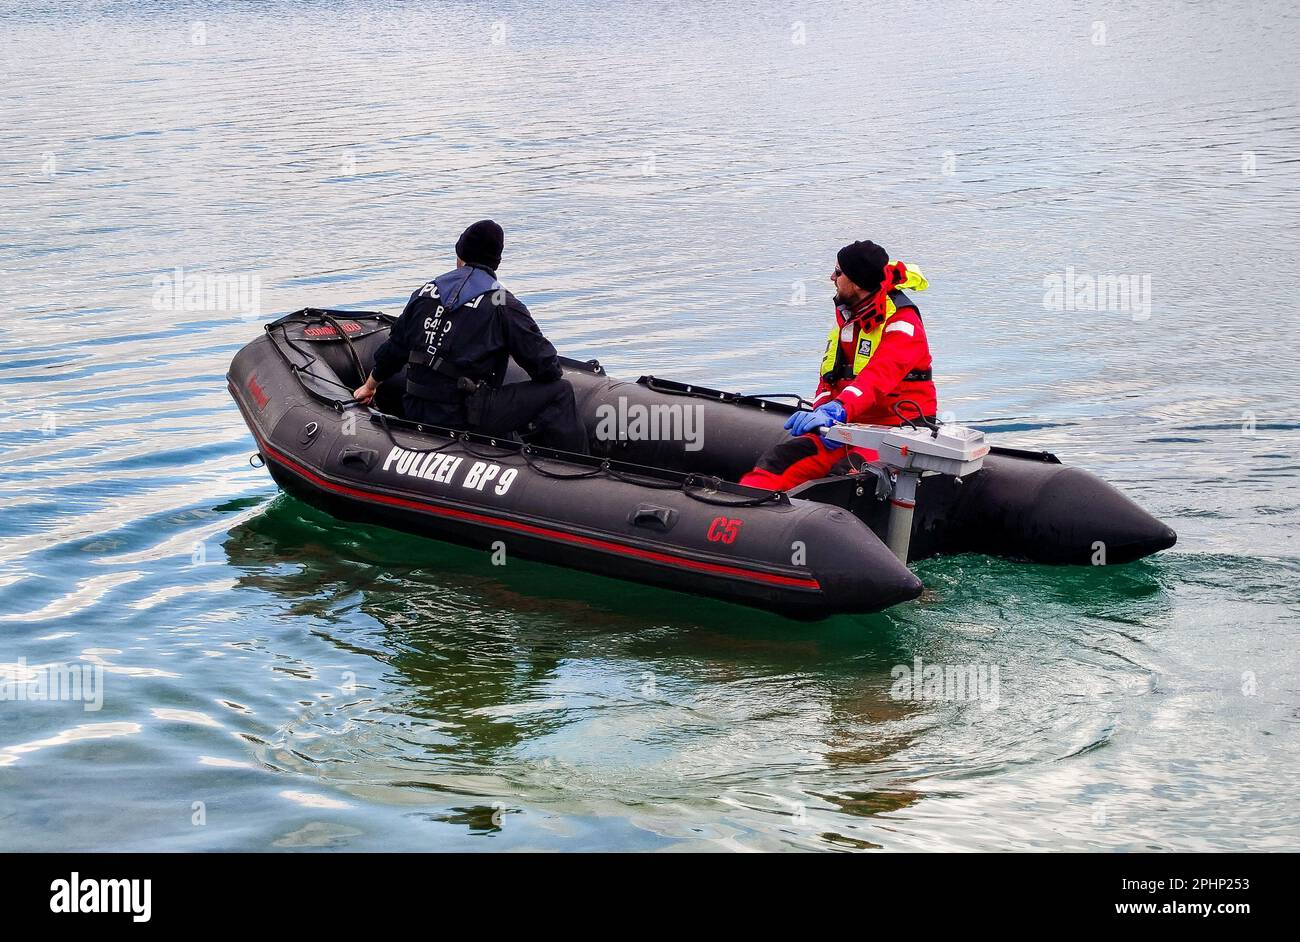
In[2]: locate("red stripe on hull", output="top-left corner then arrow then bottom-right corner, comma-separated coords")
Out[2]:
249,427 -> 821,592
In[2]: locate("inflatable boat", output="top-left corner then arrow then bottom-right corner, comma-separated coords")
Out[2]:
226,309 -> 1177,619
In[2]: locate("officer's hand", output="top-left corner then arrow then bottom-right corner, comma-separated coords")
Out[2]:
353,377 -> 377,405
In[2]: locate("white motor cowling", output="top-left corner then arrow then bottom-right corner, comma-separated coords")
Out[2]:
817,420 -> 990,563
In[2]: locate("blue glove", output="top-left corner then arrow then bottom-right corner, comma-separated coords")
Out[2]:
784,401 -> 846,439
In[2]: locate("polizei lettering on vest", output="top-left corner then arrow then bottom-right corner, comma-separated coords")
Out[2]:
380,446 -> 517,494
49,872 -> 152,922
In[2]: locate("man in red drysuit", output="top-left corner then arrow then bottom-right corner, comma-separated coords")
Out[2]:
739,240 -> 938,491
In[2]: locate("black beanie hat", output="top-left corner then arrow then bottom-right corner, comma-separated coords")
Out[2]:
455,219 -> 505,271
837,239 -> 889,292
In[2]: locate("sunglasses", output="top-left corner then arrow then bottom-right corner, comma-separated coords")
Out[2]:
833,267 -> 844,278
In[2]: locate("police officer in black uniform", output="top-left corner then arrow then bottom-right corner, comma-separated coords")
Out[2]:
353,220 -> 588,453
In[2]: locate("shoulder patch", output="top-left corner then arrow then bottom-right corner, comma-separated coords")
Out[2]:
885,321 -> 915,337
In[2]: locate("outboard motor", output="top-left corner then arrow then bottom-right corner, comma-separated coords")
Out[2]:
820,419 -> 990,562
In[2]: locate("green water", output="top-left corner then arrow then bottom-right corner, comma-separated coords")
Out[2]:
1,0 -> 1297,850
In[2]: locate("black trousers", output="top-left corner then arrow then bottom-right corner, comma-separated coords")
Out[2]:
402,377 -> 588,454
476,379 -> 589,453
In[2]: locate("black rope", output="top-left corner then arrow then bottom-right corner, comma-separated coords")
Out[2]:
269,324 -> 332,384
680,475 -> 785,507
520,448 -> 608,480
457,433 -> 527,462
519,450 -> 781,505
268,324 -> 358,409
744,392 -> 816,410
604,464 -> 682,490
317,311 -> 366,387
892,398 -> 939,433
370,410 -> 463,456
296,308 -> 390,341
641,377 -> 811,411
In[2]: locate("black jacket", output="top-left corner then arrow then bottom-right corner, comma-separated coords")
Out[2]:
370,267 -> 563,421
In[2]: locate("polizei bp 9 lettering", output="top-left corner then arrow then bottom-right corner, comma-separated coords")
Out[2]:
380,445 -> 518,494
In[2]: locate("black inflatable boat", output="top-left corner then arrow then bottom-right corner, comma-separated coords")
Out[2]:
227,309 -> 1177,619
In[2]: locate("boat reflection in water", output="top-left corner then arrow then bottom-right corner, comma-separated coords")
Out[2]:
218,496 -> 1170,849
